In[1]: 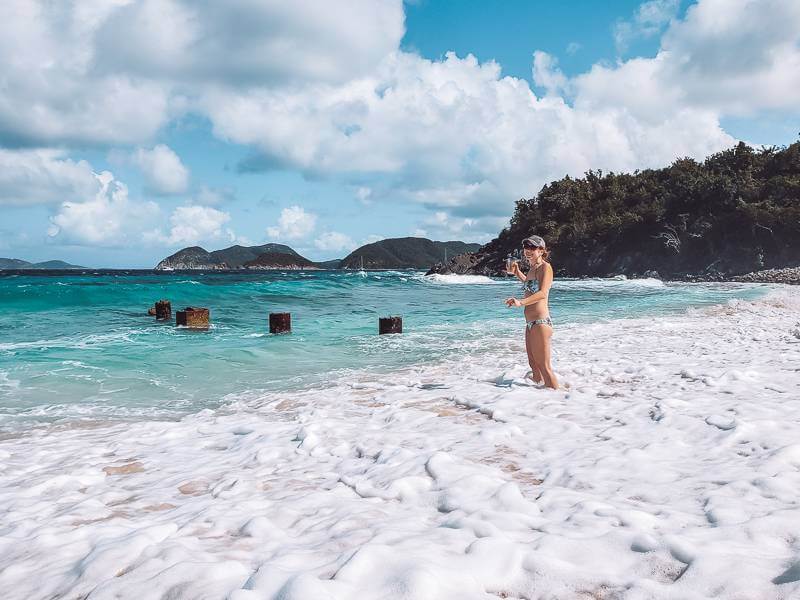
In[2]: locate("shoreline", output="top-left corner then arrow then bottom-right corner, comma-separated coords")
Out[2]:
1,288 -> 799,598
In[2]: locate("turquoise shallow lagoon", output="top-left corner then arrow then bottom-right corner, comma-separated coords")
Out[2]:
0,271 -> 767,430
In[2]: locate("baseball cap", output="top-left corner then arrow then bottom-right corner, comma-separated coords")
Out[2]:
522,235 -> 546,248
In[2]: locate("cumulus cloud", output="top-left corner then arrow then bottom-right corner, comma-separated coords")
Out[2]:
314,231 -> 356,252
0,149 -> 99,206
266,205 -> 317,240
614,0 -> 680,55
48,171 -> 159,246
158,205 -> 233,245
132,144 -> 189,195
0,0 -> 403,147
204,49 -> 733,236
5,0 -> 800,245
532,51 -> 568,96
0,0 -> 169,146
92,0 -> 405,86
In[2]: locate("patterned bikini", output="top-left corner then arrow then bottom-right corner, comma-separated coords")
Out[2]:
522,278 -> 553,329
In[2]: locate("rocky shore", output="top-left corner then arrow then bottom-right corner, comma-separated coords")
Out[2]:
728,266 -> 800,285
429,255 -> 800,286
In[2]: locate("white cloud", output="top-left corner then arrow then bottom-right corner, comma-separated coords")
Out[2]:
566,42 -> 581,55
93,0 -> 405,86
0,0 -> 169,146
266,205 -> 317,240
133,144 -> 189,195
5,0 -> 800,247
203,48 -> 733,237
0,149 -> 99,206
614,0 -> 680,55
415,210 -> 487,241
314,231 -> 356,252
48,171 -> 159,246
158,205 -> 233,245
355,186 -> 373,204
0,0 -> 403,147
577,0 -> 800,119
532,51 -> 568,96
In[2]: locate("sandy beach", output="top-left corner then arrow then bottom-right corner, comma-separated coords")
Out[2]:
1,286 -> 799,599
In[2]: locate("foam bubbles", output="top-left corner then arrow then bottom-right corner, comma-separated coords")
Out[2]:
421,273 -> 502,285
1,289 -> 799,598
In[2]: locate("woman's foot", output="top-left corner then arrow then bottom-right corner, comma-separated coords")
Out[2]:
525,371 -> 544,385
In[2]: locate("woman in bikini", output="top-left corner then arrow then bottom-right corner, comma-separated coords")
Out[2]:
505,235 -> 559,390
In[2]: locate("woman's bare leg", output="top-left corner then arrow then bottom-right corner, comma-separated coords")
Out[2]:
530,324 -> 558,389
524,326 -> 544,384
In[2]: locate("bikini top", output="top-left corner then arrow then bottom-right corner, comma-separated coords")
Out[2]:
522,263 -> 544,295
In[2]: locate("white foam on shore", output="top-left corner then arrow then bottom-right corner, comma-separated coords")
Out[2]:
422,273 -> 502,285
1,289 -> 800,599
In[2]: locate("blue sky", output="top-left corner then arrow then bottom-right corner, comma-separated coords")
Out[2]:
1,0 -> 799,268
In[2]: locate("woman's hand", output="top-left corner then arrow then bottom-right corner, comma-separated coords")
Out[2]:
505,297 -> 522,307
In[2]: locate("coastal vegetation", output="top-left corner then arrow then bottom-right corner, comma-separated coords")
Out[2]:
459,141 -> 800,278
340,238 -> 481,269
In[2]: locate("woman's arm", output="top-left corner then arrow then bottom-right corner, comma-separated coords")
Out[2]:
509,262 -> 527,282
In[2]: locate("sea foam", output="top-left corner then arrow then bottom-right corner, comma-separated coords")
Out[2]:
1,289 -> 799,598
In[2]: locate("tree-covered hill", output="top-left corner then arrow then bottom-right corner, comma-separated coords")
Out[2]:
340,238 -> 481,269
459,141 -> 800,278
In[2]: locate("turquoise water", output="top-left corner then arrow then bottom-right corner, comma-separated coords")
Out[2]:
0,271 -> 767,430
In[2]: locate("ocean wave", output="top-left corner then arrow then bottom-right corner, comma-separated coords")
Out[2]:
421,273 -> 503,285
555,276 -> 667,291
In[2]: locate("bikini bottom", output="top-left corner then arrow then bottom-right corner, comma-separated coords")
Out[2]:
526,317 -> 553,329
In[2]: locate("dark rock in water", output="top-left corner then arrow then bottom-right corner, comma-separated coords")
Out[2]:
155,300 -> 171,321
269,312 -> 292,334
176,307 -> 210,329
379,316 -> 402,334
426,252 -> 486,276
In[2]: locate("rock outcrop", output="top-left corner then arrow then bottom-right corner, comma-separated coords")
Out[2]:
730,267 -> 800,285
428,141 -> 800,279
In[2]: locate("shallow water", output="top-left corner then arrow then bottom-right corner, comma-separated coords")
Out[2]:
0,271 -> 767,430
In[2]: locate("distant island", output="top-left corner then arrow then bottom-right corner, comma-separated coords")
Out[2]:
0,258 -> 87,270
340,238 -> 481,270
155,238 -> 480,271
155,244 -> 308,270
430,141 -> 800,279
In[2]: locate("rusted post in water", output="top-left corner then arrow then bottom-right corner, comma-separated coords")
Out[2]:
269,312 -> 291,334
379,316 -> 402,334
176,307 -> 210,329
155,300 -> 171,321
